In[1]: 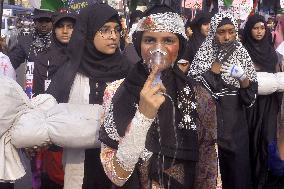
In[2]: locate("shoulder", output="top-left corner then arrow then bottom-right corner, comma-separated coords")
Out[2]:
17,34 -> 32,43
104,79 -> 125,102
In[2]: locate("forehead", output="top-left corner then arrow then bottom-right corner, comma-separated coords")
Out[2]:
57,19 -> 74,26
253,22 -> 265,27
142,31 -> 178,38
216,24 -> 235,31
101,21 -> 119,28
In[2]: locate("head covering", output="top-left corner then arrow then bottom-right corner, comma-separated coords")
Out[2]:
217,17 -> 233,28
52,11 -> 77,27
189,12 -> 257,88
129,10 -> 143,28
47,3 -> 131,103
101,5 -> 199,169
243,14 -> 278,73
132,6 -> 187,60
51,11 -> 77,47
33,9 -> 53,21
182,12 -> 211,62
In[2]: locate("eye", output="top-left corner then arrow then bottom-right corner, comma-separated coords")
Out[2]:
143,37 -> 155,44
218,30 -> 224,34
163,37 -> 176,44
114,26 -> 122,33
67,24 -> 73,29
99,27 -> 109,34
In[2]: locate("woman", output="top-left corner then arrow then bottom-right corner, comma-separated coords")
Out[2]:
99,4 -> 199,189
243,14 -> 283,189
46,4 -> 131,189
33,11 -> 76,95
32,11 -> 77,189
188,12 -> 258,189
181,13 -> 210,63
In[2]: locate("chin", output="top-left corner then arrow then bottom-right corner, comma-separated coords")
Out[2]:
105,49 -> 116,55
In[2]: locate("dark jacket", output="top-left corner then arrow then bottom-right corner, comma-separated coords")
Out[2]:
8,34 -> 35,69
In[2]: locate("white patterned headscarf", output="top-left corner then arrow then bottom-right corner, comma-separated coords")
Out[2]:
188,12 -> 257,88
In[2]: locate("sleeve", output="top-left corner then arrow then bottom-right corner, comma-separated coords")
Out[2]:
33,55 -> 46,96
100,143 -> 131,187
238,81 -> 257,107
8,39 -> 27,69
268,141 -> 284,176
99,79 -> 154,186
0,55 -> 16,80
199,70 -> 223,99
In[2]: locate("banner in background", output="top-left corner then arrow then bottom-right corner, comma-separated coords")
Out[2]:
181,0 -> 202,9
218,0 -> 253,20
68,0 -> 95,11
28,0 -> 67,11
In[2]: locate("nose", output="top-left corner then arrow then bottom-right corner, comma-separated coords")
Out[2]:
109,30 -> 118,40
63,26 -> 68,33
224,32 -> 230,41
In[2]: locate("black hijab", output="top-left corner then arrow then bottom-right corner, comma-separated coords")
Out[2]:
47,3 -> 131,103
182,13 -> 211,62
243,14 -> 278,72
33,12 -> 77,95
101,4 -> 199,161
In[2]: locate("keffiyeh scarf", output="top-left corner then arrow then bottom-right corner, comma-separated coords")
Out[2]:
188,12 -> 257,88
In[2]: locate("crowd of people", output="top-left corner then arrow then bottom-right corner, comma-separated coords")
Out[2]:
0,2 -> 284,189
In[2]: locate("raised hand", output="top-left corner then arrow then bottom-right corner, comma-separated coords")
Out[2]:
139,68 -> 166,119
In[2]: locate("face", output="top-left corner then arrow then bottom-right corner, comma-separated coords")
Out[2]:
55,19 -> 74,44
35,18 -> 52,34
251,22 -> 266,41
93,21 -> 121,55
200,23 -> 210,36
141,31 -> 180,71
186,26 -> 193,38
215,24 -> 236,45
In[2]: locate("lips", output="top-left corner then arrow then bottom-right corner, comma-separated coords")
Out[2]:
107,44 -> 117,48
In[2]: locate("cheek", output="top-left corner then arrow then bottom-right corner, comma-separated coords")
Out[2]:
229,33 -> 236,41
140,43 -> 151,60
166,44 -> 180,63
93,35 -> 103,50
215,35 -> 222,44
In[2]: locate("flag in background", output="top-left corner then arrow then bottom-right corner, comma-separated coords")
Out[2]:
223,0 -> 233,7
29,0 -> 68,11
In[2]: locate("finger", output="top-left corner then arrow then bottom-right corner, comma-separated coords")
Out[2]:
147,83 -> 166,96
143,66 -> 160,89
153,95 -> 166,106
222,72 -> 231,77
220,67 -> 229,73
221,62 -> 231,69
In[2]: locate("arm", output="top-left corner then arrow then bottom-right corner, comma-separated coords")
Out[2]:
198,62 -> 223,97
100,109 -> 154,186
8,39 -> 27,69
279,128 -> 284,160
100,69 -> 164,186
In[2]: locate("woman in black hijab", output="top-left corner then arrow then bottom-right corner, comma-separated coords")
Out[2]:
243,14 -> 283,189
33,11 -> 77,96
46,3 -> 131,189
32,11 -> 77,189
99,4 -> 199,189
181,13 -> 210,63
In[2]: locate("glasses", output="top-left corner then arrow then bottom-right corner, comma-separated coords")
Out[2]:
99,27 -> 121,38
